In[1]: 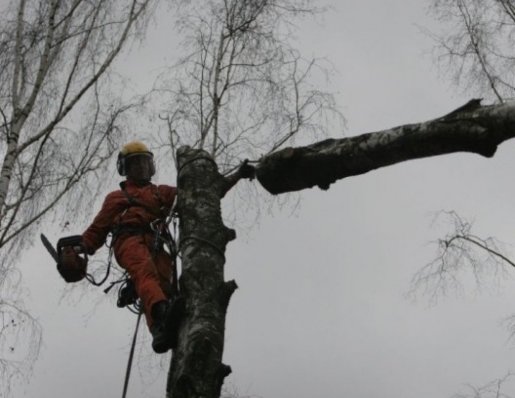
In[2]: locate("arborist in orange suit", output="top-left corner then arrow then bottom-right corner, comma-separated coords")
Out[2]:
80,140 -> 178,353
57,140 -> 256,353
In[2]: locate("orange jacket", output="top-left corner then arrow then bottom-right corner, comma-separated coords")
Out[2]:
82,180 -> 177,254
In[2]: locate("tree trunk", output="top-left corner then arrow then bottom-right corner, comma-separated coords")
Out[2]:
256,99 -> 515,194
167,146 -> 237,398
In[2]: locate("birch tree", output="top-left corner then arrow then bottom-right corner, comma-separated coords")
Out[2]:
156,1 -> 342,396
157,0 -> 340,173
157,1 -> 515,397
0,0 -> 155,394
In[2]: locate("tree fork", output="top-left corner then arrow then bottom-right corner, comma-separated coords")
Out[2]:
167,146 -> 237,398
256,99 -> 515,194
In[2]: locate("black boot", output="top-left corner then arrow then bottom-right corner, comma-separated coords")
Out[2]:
150,298 -> 185,353
150,300 -> 170,354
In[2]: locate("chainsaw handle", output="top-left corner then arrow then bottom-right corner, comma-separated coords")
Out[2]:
57,235 -> 85,254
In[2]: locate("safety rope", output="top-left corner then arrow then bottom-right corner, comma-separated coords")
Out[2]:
122,307 -> 143,398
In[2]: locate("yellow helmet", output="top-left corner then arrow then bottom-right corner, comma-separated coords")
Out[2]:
117,140 -> 155,177
120,140 -> 150,156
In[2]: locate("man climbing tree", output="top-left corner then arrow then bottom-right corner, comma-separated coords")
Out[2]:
59,141 -> 181,353
56,140 -> 252,356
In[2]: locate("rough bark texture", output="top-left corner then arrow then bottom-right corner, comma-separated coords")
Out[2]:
256,99 -> 515,194
167,146 -> 237,398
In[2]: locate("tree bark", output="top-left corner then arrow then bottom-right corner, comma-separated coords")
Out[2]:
256,99 -> 515,194
167,146 -> 237,398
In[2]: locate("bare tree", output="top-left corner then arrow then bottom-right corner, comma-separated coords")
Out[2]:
154,1 -> 344,396
13,1 -> 514,397
156,0 -> 341,173
429,0 -> 515,102
0,0 -> 155,394
409,210 -> 514,303
151,1 -> 515,398
401,0 -> 515,308
164,17 -> 515,398
170,94 -> 515,398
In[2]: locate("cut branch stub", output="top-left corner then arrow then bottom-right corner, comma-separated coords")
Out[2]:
167,146 -> 236,398
256,100 -> 515,194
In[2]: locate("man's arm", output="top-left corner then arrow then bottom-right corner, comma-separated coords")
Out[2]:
82,191 -> 123,254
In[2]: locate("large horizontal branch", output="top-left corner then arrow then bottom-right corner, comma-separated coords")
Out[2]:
255,99 -> 515,194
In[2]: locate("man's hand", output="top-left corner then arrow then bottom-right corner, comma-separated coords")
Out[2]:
58,239 -> 88,283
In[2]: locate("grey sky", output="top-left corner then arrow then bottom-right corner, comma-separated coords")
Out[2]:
11,1 -> 515,397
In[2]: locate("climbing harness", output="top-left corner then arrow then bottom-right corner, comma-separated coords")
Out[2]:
102,184 -> 180,308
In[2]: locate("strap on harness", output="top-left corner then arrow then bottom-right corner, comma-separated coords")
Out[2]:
120,182 -> 166,219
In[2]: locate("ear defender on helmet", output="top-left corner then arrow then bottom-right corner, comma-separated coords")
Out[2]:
148,155 -> 156,176
117,152 -> 127,176
117,141 -> 155,177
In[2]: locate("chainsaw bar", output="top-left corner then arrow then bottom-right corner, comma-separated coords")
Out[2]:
40,233 -> 59,263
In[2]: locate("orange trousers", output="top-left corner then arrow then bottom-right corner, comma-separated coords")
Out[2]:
114,234 -> 174,328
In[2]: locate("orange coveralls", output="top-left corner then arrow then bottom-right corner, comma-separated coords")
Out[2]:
82,180 -> 177,328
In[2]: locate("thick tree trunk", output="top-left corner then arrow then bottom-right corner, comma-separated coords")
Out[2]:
256,99 -> 515,194
167,146 -> 237,398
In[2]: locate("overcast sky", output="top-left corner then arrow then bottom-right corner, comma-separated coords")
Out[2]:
11,1 -> 515,397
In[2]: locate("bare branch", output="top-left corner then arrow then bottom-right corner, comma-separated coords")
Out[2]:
430,0 -> 515,101
0,1 -> 156,393
452,372 -> 515,398
410,210 -> 513,303
155,0 -> 341,174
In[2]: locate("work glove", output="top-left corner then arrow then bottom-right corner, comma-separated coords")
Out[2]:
57,236 -> 88,283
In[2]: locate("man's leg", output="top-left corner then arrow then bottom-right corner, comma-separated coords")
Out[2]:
115,236 -> 168,328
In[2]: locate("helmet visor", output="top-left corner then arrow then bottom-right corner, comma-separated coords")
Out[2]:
126,153 -> 154,181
